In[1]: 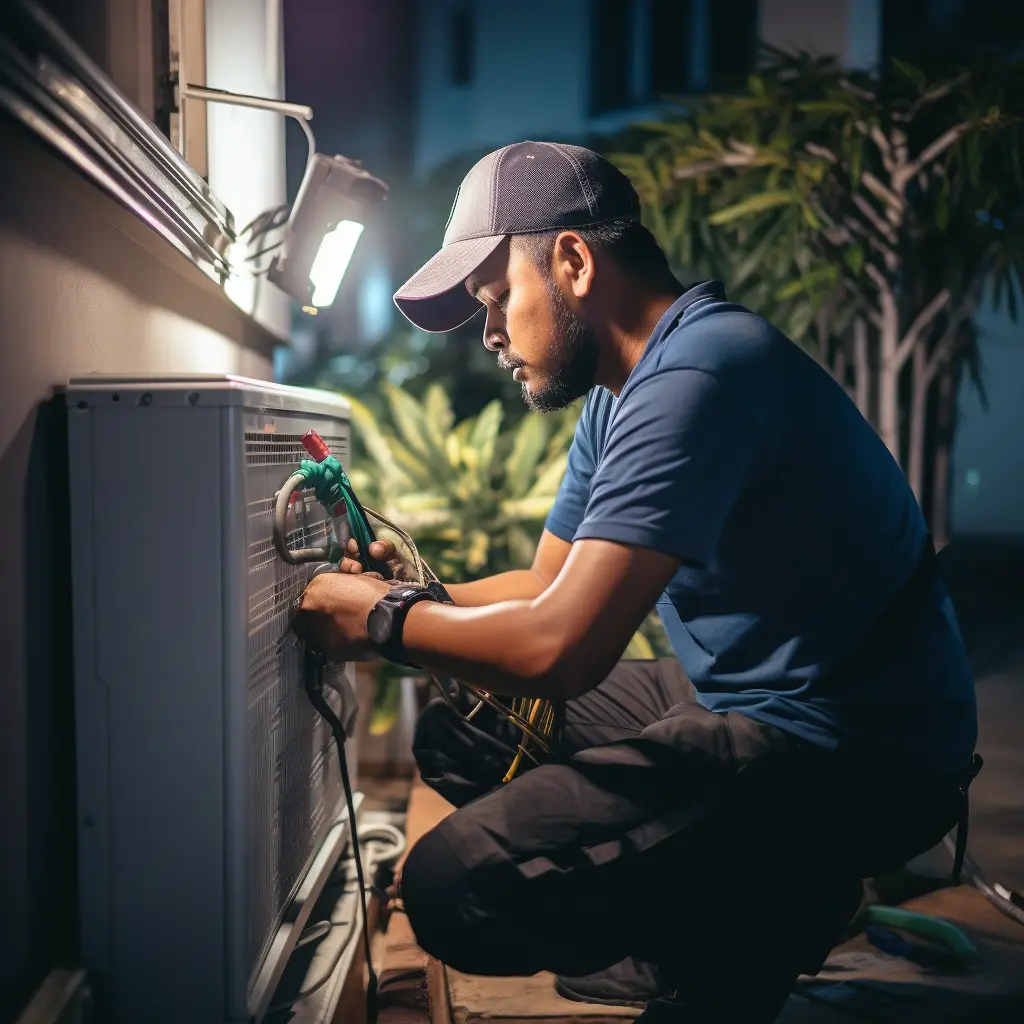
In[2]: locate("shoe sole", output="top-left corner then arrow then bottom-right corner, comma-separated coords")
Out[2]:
553,976 -> 655,1008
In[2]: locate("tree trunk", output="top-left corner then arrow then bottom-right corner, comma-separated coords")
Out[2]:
907,341 -> 929,504
816,309 -> 830,369
833,344 -> 849,397
852,318 -> 871,422
931,364 -> 957,548
878,306 -> 902,465
879,367 -> 900,464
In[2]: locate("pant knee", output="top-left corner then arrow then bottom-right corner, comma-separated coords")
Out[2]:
399,823 -> 542,976
399,826 -> 471,963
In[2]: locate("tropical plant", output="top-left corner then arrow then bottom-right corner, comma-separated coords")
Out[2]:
345,381 -> 579,580
346,381 -> 671,733
611,47 -> 1024,541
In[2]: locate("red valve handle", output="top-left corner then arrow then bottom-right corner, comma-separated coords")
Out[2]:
301,430 -> 332,463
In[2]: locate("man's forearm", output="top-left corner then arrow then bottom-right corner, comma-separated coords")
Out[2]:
400,598 -> 572,700
445,569 -> 549,607
396,540 -> 679,704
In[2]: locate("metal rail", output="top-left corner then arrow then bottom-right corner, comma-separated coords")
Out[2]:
0,0 -> 237,276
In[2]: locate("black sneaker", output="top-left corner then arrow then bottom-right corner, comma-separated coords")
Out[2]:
554,957 -> 671,1007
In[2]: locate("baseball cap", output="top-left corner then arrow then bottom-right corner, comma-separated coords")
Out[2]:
393,141 -> 641,332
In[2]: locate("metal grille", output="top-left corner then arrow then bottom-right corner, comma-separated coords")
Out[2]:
244,427 -> 350,974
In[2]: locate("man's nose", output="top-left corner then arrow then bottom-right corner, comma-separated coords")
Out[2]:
483,315 -> 507,352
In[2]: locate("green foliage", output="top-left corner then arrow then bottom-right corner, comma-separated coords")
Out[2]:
344,381 -> 578,581
609,48 -> 1024,359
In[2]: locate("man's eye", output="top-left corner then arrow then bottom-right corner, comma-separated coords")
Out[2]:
497,291 -> 510,313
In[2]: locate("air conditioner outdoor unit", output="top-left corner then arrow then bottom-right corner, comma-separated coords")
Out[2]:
66,374 -> 361,1023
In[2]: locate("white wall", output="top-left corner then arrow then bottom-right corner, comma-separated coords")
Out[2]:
205,0 -> 290,338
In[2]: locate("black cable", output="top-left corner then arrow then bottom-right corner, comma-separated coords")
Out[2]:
239,203 -> 289,239
246,240 -> 283,263
304,648 -> 379,1023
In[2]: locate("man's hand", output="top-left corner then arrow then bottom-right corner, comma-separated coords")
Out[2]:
336,536 -> 419,580
292,571 -> 391,661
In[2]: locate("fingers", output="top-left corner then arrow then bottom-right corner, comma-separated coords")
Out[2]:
370,539 -> 397,560
340,537 -> 399,574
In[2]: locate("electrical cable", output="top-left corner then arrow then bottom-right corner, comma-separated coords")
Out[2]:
262,915 -> 355,1017
355,822 -> 407,866
247,241 -> 283,263
264,658 -> 392,1020
239,203 -> 289,240
943,833 -> 1024,928
303,648 -> 380,1023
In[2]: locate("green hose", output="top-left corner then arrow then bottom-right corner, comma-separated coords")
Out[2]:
297,457 -> 392,577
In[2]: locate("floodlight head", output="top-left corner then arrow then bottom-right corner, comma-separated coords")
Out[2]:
267,153 -> 388,309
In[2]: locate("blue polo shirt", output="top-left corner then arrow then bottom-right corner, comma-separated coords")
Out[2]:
546,282 -> 977,776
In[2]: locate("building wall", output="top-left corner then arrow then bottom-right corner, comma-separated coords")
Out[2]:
759,0 -> 880,68
0,75 -> 276,1024
950,286 -> 1024,538
413,0 -> 592,179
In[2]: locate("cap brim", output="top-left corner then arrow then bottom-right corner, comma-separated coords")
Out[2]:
393,234 -> 505,333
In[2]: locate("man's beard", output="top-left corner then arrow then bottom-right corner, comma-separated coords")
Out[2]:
516,283 -> 600,412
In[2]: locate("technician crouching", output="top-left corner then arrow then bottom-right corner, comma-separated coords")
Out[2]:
292,142 -> 979,1022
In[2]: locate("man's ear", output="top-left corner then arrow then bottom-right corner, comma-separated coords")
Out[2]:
554,231 -> 595,299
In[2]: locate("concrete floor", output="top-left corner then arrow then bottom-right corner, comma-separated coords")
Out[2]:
942,542 -> 1024,893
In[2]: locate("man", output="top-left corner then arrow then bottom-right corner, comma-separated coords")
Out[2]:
294,142 -> 978,1021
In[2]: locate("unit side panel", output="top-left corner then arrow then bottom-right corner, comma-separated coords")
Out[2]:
89,406 -> 226,1021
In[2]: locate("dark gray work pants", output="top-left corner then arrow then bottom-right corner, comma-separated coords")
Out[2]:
400,660 -> 963,1003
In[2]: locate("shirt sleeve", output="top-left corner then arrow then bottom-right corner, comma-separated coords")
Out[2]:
573,368 -> 761,566
544,403 -> 599,543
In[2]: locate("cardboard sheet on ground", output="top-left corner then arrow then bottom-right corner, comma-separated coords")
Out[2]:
442,886 -> 1024,1024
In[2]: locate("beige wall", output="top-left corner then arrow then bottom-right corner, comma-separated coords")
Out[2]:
759,0 -> 881,68
0,117 -> 274,1016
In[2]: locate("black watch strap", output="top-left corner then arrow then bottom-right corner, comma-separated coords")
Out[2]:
366,586 -> 439,666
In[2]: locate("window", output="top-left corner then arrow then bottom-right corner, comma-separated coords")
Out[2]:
152,0 -> 173,139
708,0 -> 757,92
884,0 -> 1024,61
651,0 -> 691,98
450,7 -> 475,86
589,0 -> 634,115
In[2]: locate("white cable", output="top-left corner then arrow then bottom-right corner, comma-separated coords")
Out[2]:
356,821 -> 407,866
262,823 -> 405,1016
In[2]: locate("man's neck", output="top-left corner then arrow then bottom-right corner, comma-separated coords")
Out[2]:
598,288 -> 683,395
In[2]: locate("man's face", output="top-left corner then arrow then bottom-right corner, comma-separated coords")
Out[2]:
467,238 -> 599,412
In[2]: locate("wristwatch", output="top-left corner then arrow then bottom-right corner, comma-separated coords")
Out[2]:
366,585 -> 441,665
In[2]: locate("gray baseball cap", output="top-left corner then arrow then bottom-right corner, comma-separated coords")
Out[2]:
393,141 -> 641,333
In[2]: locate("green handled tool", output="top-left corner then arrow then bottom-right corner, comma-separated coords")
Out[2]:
865,904 -> 980,968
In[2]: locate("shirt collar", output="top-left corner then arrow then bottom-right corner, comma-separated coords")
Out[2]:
609,280 -> 727,400
648,280 -> 727,345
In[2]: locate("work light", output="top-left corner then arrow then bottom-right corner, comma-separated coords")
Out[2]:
177,84 -> 388,312
268,153 -> 388,310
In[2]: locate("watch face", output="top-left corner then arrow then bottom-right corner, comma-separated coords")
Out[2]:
367,605 -> 392,646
